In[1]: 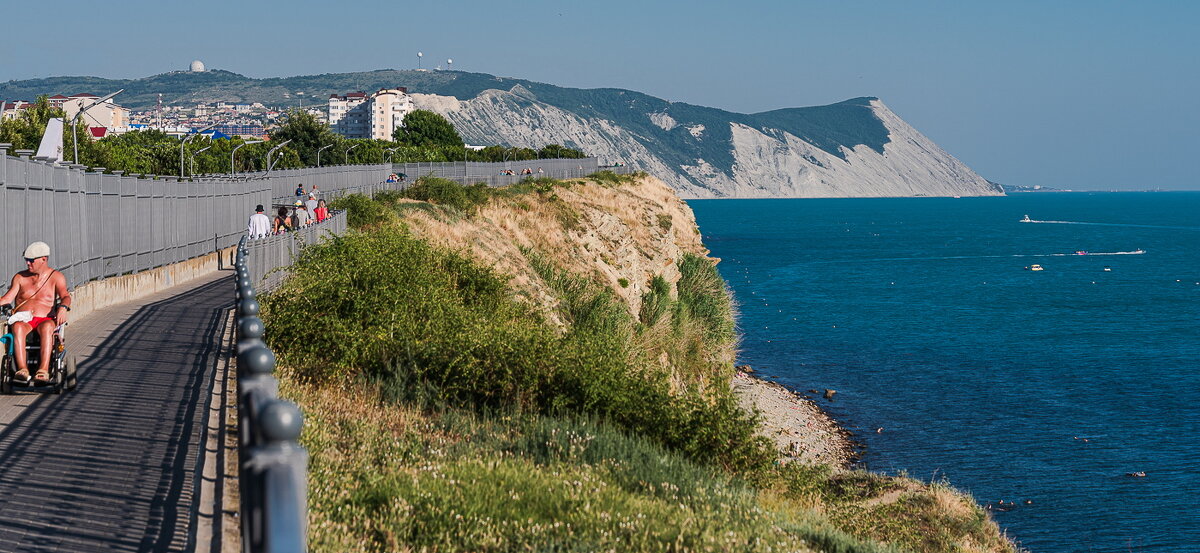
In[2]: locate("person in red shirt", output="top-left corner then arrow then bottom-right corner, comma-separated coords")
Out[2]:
313,199 -> 329,223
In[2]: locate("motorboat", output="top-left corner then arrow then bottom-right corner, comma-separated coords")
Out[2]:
1075,250 -> 1088,255
1021,214 -> 1033,222
1103,266 -> 1112,272
1028,264 -> 1044,271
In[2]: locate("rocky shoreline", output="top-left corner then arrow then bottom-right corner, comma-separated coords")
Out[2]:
732,368 -> 860,467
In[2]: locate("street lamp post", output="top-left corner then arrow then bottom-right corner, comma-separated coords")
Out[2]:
316,144 -> 333,168
179,121 -> 220,178
190,145 -> 212,176
344,142 -> 360,165
384,147 -> 398,163
265,139 -> 293,175
231,139 -> 264,178
72,89 -> 123,164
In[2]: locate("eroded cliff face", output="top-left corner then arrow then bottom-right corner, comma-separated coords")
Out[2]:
413,91 -> 1000,199
395,174 -> 709,326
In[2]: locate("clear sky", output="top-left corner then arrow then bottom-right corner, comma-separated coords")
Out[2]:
3,0 -> 1197,190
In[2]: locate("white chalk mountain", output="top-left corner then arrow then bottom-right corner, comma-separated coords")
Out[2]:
412,85 -> 999,199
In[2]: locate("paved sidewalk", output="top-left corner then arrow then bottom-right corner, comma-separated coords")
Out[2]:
0,270 -> 234,553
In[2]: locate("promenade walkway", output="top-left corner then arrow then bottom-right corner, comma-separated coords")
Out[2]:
0,271 -> 234,552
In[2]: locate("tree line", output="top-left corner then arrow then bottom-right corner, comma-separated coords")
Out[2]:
1,96 -> 585,177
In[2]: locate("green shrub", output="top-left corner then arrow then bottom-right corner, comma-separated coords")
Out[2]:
329,193 -> 392,229
638,275 -> 672,326
587,170 -> 629,185
617,278 -> 629,288
676,253 -> 735,345
402,177 -> 475,212
264,230 -> 773,473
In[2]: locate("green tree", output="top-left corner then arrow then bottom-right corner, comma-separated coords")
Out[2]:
393,110 -> 463,148
0,95 -> 65,152
269,109 -> 340,166
537,143 -> 586,159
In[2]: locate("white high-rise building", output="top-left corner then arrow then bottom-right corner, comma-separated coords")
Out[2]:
328,88 -> 413,140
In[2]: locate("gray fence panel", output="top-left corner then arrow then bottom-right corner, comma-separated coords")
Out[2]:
0,151 -> 609,296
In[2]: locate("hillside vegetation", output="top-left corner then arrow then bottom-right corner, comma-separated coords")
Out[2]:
261,173 -> 1017,552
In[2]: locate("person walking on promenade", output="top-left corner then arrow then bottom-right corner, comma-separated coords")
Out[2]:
247,204 -> 270,239
293,200 -> 312,227
272,206 -> 292,234
305,193 -> 318,213
1,242 -> 71,384
311,185 -> 320,197
295,183 -> 306,197
313,199 -> 329,223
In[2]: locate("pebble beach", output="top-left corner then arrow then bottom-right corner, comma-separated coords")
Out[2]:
732,369 -> 857,467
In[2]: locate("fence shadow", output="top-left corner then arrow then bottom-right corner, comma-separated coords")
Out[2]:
0,275 -> 233,553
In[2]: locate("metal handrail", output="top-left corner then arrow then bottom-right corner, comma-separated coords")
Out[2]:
234,235 -> 309,553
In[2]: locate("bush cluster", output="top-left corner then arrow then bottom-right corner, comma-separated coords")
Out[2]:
263,226 -> 773,473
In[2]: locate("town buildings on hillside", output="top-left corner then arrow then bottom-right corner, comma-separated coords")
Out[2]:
4,84 -> 414,142
2,94 -> 130,138
328,88 -> 413,140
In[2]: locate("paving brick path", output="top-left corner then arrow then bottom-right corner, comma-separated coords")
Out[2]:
0,271 -> 234,553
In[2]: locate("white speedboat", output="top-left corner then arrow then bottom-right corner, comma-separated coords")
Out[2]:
1021,214 -> 1033,222
1028,264 -> 1044,271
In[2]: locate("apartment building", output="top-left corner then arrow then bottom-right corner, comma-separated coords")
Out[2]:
328,88 -> 413,140
62,93 -> 130,128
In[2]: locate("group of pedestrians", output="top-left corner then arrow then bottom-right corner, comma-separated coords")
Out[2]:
246,184 -> 329,239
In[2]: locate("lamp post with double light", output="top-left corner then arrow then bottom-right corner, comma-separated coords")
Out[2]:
180,121 -> 220,178
265,139 -> 293,175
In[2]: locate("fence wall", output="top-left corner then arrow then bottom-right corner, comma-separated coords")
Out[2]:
1,146 -> 614,293
0,147 -> 387,291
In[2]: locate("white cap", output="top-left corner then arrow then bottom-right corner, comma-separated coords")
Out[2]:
23,241 -> 50,259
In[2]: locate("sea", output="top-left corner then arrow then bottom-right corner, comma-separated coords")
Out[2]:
689,192 -> 1200,553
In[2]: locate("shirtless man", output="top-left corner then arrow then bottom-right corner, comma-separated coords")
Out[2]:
1,242 -> 71,384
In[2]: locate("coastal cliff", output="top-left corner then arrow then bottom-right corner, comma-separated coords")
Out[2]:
260,172 -> 1016,552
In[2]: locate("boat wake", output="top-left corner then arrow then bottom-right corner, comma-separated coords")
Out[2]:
1020,216 -> 1200,231
807,250 -> 1145,264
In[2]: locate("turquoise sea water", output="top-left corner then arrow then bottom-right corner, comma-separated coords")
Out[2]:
689,193 -> 1200,552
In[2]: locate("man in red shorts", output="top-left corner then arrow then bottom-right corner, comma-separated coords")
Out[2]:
1,241 -> 71,384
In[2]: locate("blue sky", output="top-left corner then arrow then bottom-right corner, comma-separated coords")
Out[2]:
3,0 -> 1197,190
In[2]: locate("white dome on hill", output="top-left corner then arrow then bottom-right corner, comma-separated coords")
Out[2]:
190,60 -> 206,72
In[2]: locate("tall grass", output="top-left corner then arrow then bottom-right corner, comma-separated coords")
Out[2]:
285,379 -> 894,553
